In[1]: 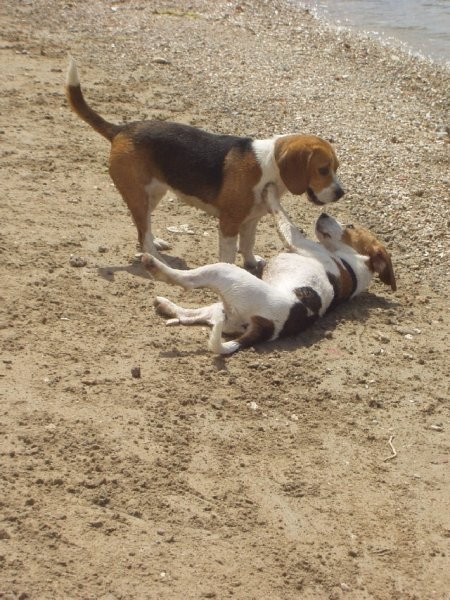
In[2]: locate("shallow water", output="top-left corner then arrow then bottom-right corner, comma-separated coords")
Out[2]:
300,0 -> 450,66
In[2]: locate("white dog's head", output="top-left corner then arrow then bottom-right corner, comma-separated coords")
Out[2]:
315,213 -> 397,291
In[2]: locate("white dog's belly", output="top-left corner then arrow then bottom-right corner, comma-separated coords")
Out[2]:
263,253 -> 335,315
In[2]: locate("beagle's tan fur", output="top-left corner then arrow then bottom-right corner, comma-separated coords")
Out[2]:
66,58 -> 344,268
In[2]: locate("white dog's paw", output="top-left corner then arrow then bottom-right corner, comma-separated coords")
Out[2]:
141,253 -> 160,273
154,296 -> 177,318
165,318 -> 180,326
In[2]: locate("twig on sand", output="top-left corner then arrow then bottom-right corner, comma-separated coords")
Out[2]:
383,435 -> 397,462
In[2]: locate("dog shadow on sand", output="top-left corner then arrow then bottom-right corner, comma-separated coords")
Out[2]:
96,253 -> 188,282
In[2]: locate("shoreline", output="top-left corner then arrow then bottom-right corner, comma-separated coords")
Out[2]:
297,0 -> 450,69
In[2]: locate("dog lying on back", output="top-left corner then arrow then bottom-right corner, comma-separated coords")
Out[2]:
142,191 -> 396,354
66,59 -> 344,269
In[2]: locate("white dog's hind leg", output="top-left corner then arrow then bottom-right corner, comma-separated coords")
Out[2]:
142,253 -> 252,294
142,254 -> 199,289
208,315 -> 276,355
208,318 -> 241,354
154,296 -> 223,326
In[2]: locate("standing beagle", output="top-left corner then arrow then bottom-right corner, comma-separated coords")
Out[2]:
141,191 -> 395,355
66,59 -> 344,268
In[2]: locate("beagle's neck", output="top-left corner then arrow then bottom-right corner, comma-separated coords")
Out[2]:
252,138 -> 286,196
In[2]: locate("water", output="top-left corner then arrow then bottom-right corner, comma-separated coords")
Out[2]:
300,0 -> 450,66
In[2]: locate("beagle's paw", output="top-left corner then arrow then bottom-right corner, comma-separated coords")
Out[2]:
154,237 -> 172,251
244,256 -> 266,278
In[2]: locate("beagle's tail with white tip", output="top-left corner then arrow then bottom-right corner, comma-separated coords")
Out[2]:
66,57 -> 121,141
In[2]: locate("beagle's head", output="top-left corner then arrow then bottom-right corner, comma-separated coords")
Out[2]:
274,135 -> 344,205
315,213 -> 397,291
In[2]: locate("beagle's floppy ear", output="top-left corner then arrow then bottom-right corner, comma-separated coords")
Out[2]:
275,138 -> 312,195
369,248 -> 397,291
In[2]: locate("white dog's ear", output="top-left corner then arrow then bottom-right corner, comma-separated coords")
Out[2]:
369,249 -> 396,291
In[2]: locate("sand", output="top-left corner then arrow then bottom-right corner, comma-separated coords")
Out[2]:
1,0 -> 449,598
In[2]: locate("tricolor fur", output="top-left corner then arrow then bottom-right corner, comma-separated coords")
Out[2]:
142,192 -> 396,355
66,58 -> 344,268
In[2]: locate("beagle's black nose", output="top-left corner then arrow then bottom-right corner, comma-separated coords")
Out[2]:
334,187 -> 345,201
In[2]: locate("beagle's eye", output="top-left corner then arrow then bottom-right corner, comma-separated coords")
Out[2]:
346,224 -> 354,229
318,166 -> 330,176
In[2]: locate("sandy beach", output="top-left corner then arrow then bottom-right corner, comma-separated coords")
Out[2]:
1,0 -> 449,598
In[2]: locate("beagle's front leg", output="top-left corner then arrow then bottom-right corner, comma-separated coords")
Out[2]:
218,232 -> 238,264
238,218 -> 266,276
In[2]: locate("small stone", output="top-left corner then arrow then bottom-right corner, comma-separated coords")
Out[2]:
340,582 -> 351,591
98,245 -> 108,253
154,57 -> 171,65
394,326 -> 421,336
0,529 -> 11,540
248,401 -> 258,411
372,348 -> 384,356
89,520 -> 103,528
430,424 -> 443,432
69,255 -> 87,267
131,366 -> 141,379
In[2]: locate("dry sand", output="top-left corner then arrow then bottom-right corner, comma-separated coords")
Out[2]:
1,1 -> 449,599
